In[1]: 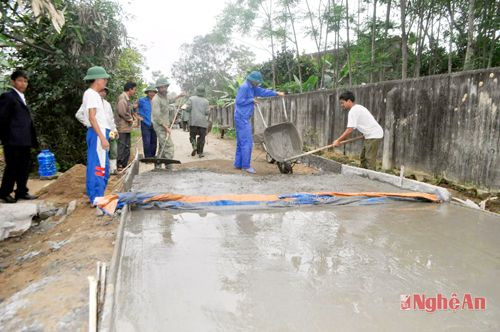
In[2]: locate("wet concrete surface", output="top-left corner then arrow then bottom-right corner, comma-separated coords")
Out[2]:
110,170 -> 500,331
131,170 -> 408,196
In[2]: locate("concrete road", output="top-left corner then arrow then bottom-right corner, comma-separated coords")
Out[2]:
108,171 -> 500,331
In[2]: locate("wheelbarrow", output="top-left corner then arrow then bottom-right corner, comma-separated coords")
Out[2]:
255,99 -> 302,174
255,99 -> 364,174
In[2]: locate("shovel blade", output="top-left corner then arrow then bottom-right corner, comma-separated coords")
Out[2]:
139,158 -> 181,165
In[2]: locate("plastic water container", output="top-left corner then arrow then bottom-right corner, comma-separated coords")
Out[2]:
37,149 -> 57,177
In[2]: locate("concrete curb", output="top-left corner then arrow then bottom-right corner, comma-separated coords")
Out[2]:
299,154 -> 343,174
341,165 -> 451,202
302,154 -> 451,202
99,156 -> 139,332
99,205 -> 129,332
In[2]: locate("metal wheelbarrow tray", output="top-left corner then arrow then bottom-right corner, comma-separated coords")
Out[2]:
256,100 -> 302,174
263,122 -> 302,173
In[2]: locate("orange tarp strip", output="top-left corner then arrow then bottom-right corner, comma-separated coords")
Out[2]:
95,194 -> 119,215
146,192 -> 440,204
146,193 -> 284,203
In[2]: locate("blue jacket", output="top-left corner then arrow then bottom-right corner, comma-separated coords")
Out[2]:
138,96 -> 153,127
234,80 -> 277,121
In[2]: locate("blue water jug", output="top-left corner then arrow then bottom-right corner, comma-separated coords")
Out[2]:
37,149 -> 57,177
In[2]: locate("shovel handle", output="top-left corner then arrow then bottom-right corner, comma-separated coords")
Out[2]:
255,102 -> 268,128
336,135 -> 364,145
283,136 -> 364,162
158,105 -> 182,157
281,97 -> 288,121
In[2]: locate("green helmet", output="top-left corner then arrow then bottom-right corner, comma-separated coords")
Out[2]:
144,84 -> 158,93
84,66 -> 110,80
246,71 -> 263,84
195,85 -> 206,96
155,78 -> 170,88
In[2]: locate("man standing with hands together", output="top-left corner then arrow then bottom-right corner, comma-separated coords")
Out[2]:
82,66 -> 112,205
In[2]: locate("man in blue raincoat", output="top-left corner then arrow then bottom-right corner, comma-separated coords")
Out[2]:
234,71 -> 284,174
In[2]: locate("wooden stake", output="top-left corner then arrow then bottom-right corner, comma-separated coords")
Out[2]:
88,276 -> 98,332
99,262 -> 107,305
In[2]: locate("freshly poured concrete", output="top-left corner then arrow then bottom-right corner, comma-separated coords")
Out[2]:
110,171 -> 500,331
130,170 -> 408,196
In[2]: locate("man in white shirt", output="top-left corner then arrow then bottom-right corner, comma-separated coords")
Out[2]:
82,66 -> 111,205
332,91 -> 384,170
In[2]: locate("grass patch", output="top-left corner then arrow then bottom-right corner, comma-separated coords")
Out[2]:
211,125 -> 236,140
131,128 -> 141,140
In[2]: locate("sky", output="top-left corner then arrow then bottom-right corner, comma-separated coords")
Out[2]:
119,0 -> 267,91
118,0 -> 329,91
119,0 -> 372,92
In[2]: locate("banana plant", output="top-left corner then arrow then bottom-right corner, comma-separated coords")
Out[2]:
213,75 -> 245,107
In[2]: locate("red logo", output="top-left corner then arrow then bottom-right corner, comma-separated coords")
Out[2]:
401,293 -> 486,312
400,294 -> 411,310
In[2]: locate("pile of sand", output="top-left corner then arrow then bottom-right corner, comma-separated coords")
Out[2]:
38,164 -> 87,203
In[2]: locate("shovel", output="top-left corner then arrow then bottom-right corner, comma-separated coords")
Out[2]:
139,105 -> 182,165
283,136 -> 364,163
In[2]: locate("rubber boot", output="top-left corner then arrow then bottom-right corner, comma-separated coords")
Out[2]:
190,138 -> 197,157
109,159 -> 117,175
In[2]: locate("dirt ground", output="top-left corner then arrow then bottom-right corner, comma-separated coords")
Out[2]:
178,158 -> 319,175
0,164 -> 119,331
142,128 -> 319,176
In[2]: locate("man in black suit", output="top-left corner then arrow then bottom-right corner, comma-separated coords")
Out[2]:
0,70 -> 38,203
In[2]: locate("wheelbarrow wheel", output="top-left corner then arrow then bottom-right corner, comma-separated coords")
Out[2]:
277,162 -> 293,174
266,153 -> 276,164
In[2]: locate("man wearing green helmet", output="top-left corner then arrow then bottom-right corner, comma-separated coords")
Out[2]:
151,78 -> 184,169
185,86 -> 210,158
137,84 -> 158,158
81,66 -> 112,205
234,71 -> 284,174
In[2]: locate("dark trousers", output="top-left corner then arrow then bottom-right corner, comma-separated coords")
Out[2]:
0,145 -> 31,198
141,122 -> 157,158
117,132 -> 131,168
189,126 -> 207,154
182,121 -> 189,131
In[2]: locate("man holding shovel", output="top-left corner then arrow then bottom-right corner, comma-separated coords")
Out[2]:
151,78 -> 184,170
332,91 -> 383,170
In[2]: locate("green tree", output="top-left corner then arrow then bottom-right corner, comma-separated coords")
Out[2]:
171,33 -> 254,100
108,47 -> 146,103
1,0 -> 141,170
